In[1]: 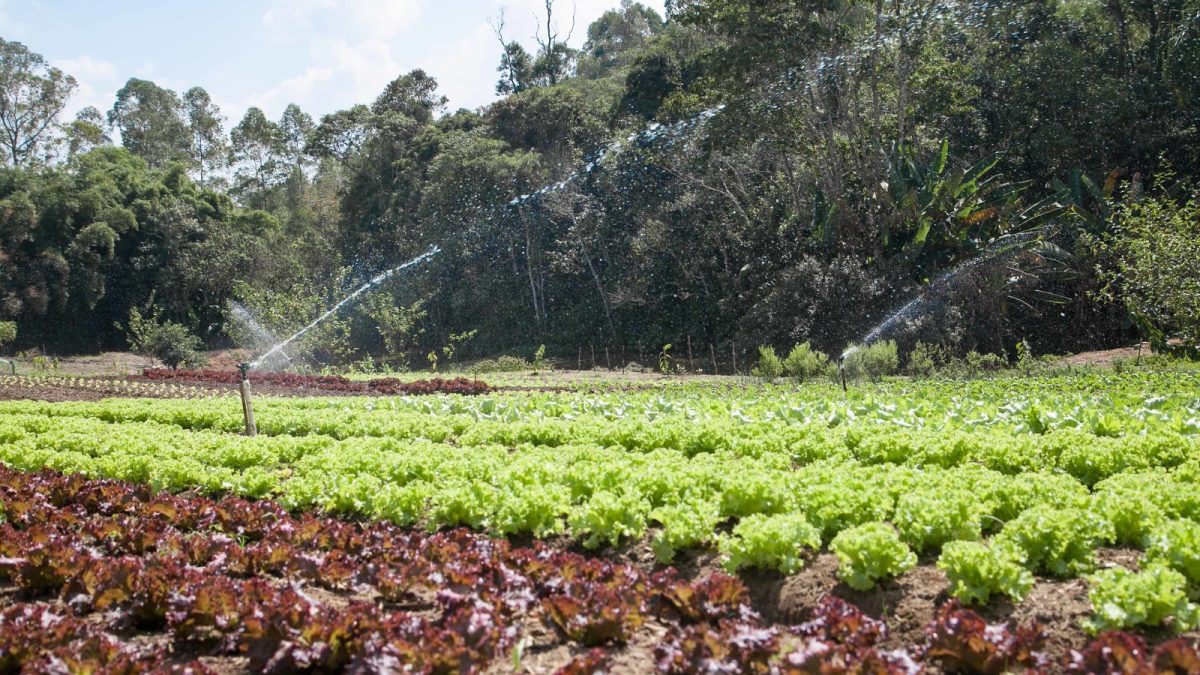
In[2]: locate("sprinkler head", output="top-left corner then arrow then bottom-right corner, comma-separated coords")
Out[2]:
237,362 -> 250,381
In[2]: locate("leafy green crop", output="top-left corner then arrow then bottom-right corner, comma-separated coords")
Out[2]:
829,523 -> 916,590
994,506 -> 1111,577
937,541 -> 1033,604
1085,567 -> 1198,633
719,513 -> 820,574
1144,519 -> 1200,594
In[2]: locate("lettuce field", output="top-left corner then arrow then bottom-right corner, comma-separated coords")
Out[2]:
2,368 -> 1199,672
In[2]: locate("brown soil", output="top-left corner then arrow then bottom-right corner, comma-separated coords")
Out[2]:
1058,343 -> 1147,368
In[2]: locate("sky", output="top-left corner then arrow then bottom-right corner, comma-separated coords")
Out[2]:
2,0 -> 667,126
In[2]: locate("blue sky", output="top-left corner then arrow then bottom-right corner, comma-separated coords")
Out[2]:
2,0 -> 666,125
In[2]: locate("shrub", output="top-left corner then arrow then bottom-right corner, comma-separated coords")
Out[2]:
1085,567 -> 1198,633
829,522 -> 916,590
782,342 -> 829,381
1099,193 -> 1200,350
123,309 -> 207,370
473,355 -> 532,373
937,541 -> 1034,604
905,341 -> 943,377
844,340 -> 899,381
0,321 -> 15,350
719,512 -> 821,574
752,346 -> 784,380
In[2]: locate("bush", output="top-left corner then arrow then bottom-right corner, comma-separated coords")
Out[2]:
0,321 -> 15,350
472,355 -> 532,373
782,342 -> 829,381
829,522 -> 916,590
752,346 -> 784,380
123,309 -> 207,370
1100,192 -> 1200,350
843,340 -> 899,381
905,341 -> 943,377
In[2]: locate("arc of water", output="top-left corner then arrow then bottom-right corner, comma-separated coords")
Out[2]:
245,105 -> 731,372
250,246 -> 440,369
841,229 -> 1051,360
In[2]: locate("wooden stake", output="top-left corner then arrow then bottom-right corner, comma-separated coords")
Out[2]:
591,344 -> 596,369
605,346 -> 611,370
731,341 -> 737,375
240,378 -> 257,437
577,346 -> 582,370
710,343 -> 718,374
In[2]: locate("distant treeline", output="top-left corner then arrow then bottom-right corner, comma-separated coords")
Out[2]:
1,0 -> 1197,362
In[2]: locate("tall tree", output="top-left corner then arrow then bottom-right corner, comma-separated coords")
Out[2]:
108,78 -> 190,168
0,38 -> 77,166
531,0 -> 578,86
278,103 -> 314,177
577,1 -> 665,78
181,87 -> 226,187
491,9 -> 535,95
229,107 -> 285,208
306,105 -> 372,163
64,106 -> 109,158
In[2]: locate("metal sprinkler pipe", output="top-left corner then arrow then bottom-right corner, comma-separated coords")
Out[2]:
837,356 -> 847,393
237,362 -> 257,437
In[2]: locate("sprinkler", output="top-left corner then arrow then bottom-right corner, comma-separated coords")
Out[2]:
837,355 -> 848,393
237,362 -> 257,437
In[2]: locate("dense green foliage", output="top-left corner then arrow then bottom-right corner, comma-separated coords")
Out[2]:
1100,193 -> 1200,351
0,0 -> 1197,361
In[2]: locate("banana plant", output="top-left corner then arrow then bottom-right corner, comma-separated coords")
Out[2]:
881,140 -> 1064,262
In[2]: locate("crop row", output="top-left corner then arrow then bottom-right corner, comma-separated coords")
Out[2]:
2,412 -> 1200,629
142,369 -> 493,395
3,466 -> 1198,674
7,371 -> 1199,448
0,374 -> 229,399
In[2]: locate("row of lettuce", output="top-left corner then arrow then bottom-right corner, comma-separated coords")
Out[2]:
1,406 -> 1199,633
7,467 -> 1197,673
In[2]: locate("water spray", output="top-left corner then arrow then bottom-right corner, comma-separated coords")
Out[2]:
237,362 -> 256,437
0,358 -> 13,376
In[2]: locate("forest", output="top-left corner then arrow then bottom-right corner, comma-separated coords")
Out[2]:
1,0 -> 1197,367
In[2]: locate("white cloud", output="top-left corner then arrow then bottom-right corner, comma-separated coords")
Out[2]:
228,66 -> 335,120
419,22 -> 501,112
53,55 -> 119,119
263,0 -> 423,41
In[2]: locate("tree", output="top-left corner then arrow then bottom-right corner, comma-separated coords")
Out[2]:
577,1 -> 665,79
0,38 -> 77,166
371,70 -> 446,123
491,9 -> 535,95
108,78 -> 190,168
182,87 -> 226,186
64,106 -> 110,158
278,103 -> 314,178
229,107 -> 285,207
306,105 -> 372,163
530,0 -> 578,86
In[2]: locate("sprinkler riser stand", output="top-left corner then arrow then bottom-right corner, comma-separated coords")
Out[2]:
237,363 -> 257,437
